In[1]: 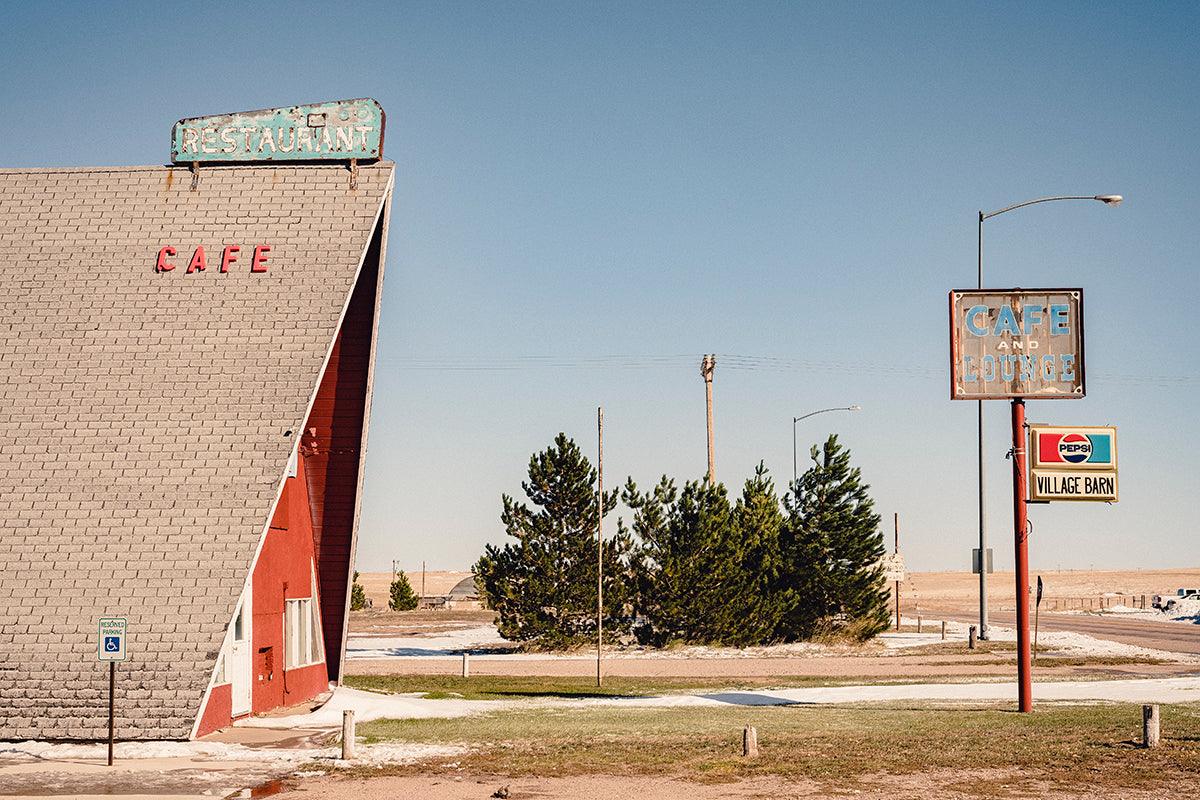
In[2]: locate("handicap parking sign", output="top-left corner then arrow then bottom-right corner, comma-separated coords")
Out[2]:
98,618 -> 127,662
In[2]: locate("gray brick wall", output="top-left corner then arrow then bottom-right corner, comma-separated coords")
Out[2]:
0,163 -> 393,740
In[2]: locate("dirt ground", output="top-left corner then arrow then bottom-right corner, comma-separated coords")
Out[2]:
279,767 -> 1193,799
351,606 -> 496,636
358,570 -> 472,606
355,568 -> 1200,615
345,653 -> 1195,680
909,568 -> 1200,611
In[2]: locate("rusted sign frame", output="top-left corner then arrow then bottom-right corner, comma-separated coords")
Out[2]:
948,288 -> 1086,400
170,98 -> 385,164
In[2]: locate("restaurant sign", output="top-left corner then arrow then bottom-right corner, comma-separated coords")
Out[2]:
949,289 -> 1084,400
171,98 -> 384,163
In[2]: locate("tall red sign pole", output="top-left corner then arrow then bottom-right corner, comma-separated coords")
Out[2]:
1011,398 -> 1032,712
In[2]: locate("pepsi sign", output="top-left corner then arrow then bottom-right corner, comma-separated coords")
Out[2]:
1030,427 -> 1116,470
1028,425 -> 1118,502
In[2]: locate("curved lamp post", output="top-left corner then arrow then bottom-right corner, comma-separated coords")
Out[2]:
793,405 -> 861,483
973,194 -> 1122,645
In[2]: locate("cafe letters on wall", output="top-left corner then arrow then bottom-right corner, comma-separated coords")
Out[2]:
155,244 -> 271,274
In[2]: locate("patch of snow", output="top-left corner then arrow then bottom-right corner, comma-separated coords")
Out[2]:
0,738 -> 465,766
235,687 -> 507,729
1096,598 -> 1200,624
677,676 -> 1200,706
1051,599 -> 1200,625
228,674 -> 1200,732
346,625 -> 504,658
877,625 -> 968,649
979,623 -> 1198,661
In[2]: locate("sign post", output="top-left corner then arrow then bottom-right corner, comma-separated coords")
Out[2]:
881,515 -> 906,631
1010,399 -> 1032,711
1034,576 -> 1044,666
950,288 -> 1087,713
97,617 -> 126,766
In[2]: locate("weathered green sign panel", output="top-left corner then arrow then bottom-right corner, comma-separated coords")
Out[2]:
171,98 -> 384,163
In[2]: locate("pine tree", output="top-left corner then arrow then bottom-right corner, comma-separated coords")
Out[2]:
626,476 -> 763,646
349,571 -> 368,611
473,433 -> 631,647
729,463 -> 784,645
778,435 -> 890,641
388,572 -> 419,611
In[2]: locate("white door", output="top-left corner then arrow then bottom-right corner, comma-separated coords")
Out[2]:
229,591 -> 252,716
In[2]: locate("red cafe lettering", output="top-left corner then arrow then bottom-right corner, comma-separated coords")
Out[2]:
155,245 -> 271,273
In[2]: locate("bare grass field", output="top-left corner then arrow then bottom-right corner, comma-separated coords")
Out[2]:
358,570 -> 472,608
318,570 -> 1200,798
281,700 -> 1200,798
909,568 -> 1200,611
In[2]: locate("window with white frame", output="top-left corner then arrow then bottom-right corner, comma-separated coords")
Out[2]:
284,598 -> 323,668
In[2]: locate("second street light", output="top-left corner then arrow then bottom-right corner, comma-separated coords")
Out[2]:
793,405 -> 861,483
974,194 -> 1122,643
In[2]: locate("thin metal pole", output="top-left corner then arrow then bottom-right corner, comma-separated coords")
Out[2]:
894,513 -> 900,629
1033,593 -> 1040,667
792,418 -> 797,485
1012,397 -> 1032,712
107,661 -> 115,766
973,194 -> 1121,635
977,210 -> 989,641
596,406 -> 604,688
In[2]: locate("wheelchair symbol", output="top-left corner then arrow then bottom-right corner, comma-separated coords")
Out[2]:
104,636 -> 121,653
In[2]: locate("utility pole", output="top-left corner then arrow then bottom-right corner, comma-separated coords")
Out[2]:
421,560 -> 426,601
596,406 -> 604,688
701,354 -> 716,484
894,513 -> 901,630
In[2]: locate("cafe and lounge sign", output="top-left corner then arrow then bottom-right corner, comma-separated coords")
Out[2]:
949,289 -> 1085,400
171,98 -> 384,163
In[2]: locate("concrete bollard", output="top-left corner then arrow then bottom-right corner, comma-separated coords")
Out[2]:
1143,704 -> 1160,748
341,709 -> 356,760
968,625 -> 977,650
941,620 -> 946,640
462,652 -> 470,678
742,725 -> 758,757
917,617 -> 922,633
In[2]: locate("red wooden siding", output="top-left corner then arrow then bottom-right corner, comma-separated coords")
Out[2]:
195,683 -> 232,739
251,455 -> 330,712
301,219 -> 383,680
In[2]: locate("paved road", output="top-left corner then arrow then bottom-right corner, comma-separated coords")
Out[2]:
940,610 -> 1200,655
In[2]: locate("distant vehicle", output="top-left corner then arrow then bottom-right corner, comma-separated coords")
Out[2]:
1152,588 -> 1200,611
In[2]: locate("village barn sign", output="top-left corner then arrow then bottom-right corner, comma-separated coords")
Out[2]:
1028,425 -> 1118,502
171,99 -> 384,163
949,289 -> 1085,400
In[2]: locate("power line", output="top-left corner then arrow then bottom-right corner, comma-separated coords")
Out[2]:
379,352 -> 1200,385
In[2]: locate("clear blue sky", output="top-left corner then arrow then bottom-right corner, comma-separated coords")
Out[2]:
3,2 -> 1197,573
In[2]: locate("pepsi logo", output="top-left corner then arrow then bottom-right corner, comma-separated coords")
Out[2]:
1058,433 -> 1092,464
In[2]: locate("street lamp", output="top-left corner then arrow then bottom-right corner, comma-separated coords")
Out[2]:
793,405 -> 861,483
974,193 -> 1122,642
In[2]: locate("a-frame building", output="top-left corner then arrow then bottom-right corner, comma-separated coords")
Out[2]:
0,161 -> 393,739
